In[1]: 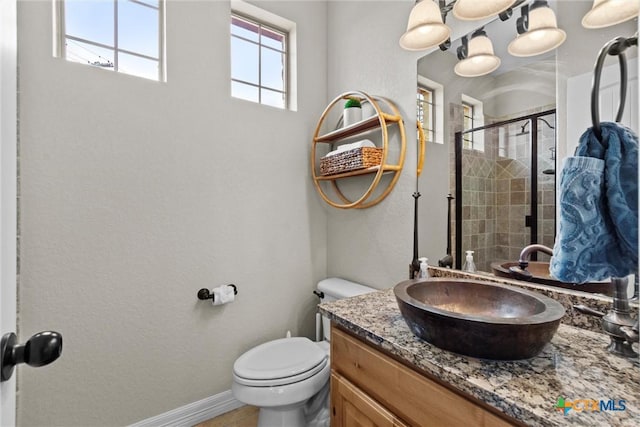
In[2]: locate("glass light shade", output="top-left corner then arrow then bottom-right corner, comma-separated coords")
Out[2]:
453,0 -> 516,21
454,35 -> 501,77
582,0 -> 639,28
507,6 -> 566,57
399,0 -> 451,51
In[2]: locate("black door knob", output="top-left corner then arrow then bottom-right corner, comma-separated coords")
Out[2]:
1,331 -> 63,382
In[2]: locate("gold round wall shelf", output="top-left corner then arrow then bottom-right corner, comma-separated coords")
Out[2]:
311,91 -> 406,209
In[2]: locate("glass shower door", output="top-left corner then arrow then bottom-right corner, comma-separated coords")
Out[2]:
454,110 -> 556,270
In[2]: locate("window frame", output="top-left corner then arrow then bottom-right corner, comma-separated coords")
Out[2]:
462,102 -> 475,149
417,86 -> 436,144
55,0 -> 166,82
416,75 -> 444,144
461,94 -> 485,152
230,11 -> 289,109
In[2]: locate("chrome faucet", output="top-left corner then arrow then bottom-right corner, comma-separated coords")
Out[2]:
508,244 -> 638,357
601,277 -> 638,357
517,244 -> 554,268
508,244 -> 554,281
574,276 -> 638,358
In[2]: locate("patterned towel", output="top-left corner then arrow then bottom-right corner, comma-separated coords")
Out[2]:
550,122 -> 638,283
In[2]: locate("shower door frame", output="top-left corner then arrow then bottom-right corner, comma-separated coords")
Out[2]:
454,108 -> 556,270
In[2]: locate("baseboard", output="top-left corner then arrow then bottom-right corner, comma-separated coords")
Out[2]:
129,390 -> 244,427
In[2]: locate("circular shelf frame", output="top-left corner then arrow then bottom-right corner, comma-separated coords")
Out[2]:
311,91 -> 406,209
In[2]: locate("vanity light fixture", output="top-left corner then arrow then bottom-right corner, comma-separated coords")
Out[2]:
454,29 -> 501,77
453,0 -> 517,21
507,1 -> 566,57
582,0 -> 640,29
400,0 -> 451,51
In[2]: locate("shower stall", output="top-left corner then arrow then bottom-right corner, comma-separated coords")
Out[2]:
453,109 -> 557,271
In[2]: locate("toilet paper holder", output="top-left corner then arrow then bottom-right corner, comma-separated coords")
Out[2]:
197,284 -> 238,301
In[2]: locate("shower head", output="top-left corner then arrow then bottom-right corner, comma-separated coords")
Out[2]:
515,117 -> 556,136
516,121 -> 529,136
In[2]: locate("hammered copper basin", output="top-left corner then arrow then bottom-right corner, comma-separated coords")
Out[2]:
394,278 -> 565,360
490,261 -> 613,296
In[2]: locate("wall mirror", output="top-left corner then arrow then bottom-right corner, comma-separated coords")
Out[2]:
416,0 -> 638,296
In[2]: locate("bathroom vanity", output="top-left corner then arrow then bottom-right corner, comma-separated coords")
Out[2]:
319,271 -> 639,427
331,327 -> 514,426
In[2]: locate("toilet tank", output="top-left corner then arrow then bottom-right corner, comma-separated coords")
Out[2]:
317,278 -> 376,341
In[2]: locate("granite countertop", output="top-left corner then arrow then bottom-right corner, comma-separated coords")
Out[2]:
319,287 -> 640,427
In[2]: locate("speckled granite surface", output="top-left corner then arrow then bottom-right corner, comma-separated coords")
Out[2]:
319,287 -> 640,427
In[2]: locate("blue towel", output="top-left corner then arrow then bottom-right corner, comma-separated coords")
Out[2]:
550,122 -> 638,283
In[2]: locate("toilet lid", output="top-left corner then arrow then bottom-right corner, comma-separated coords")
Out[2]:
233,337 -> 327,382
233,357 -> 327,387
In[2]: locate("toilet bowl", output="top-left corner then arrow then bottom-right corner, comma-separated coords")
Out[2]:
231,278 -> 376,427
232,337 -> 330,426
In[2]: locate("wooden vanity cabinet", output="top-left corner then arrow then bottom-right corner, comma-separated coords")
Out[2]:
331,373 -> 409,427
330,325 -> 518,427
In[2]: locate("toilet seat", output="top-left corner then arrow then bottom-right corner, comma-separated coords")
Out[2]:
233,337 -> 328,387
234,358 -> 327,387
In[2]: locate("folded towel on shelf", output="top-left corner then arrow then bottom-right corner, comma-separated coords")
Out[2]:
550,122 -> 638,283
324,139 -> 375,157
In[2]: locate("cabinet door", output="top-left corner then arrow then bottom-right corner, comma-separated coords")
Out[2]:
331,327 -> 516,427
331,372 -> 409,427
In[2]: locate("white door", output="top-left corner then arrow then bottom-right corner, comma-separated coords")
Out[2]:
0,0 -> 18,425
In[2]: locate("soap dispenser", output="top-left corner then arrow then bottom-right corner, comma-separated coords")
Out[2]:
418,257 -> 430,279
462,250 -> 476,272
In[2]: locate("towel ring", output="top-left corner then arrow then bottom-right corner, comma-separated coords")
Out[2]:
591,34 -> 638,142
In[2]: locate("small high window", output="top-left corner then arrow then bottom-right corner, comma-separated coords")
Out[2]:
417,86 -> 435,143
461,94 -> 485,151
56,0 -> 165,81
230,13 -> 288,109
462,102 -> 475,149
416,76 -> 444,144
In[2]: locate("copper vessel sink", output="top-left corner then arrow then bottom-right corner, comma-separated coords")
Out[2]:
490,261 -> 613,296
394,278 -> 565,360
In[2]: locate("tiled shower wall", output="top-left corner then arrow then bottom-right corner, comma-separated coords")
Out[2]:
460,135 -> 498,272
495,130 -> 533,264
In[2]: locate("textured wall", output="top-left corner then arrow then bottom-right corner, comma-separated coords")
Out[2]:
325,1 -> 419,289
323,1 -> 501,286
17,1 -> 328,425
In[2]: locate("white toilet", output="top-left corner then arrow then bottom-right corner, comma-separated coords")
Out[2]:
231,278 -> 376,427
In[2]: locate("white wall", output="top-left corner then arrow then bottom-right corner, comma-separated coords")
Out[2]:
556,0 -> 638,161
17,1 -> 328,425
567,60 -> 638,155
482,63 -> 556,118
416,49 -> 478,263
322,0 -> 530,286
325,1 -> 419,288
